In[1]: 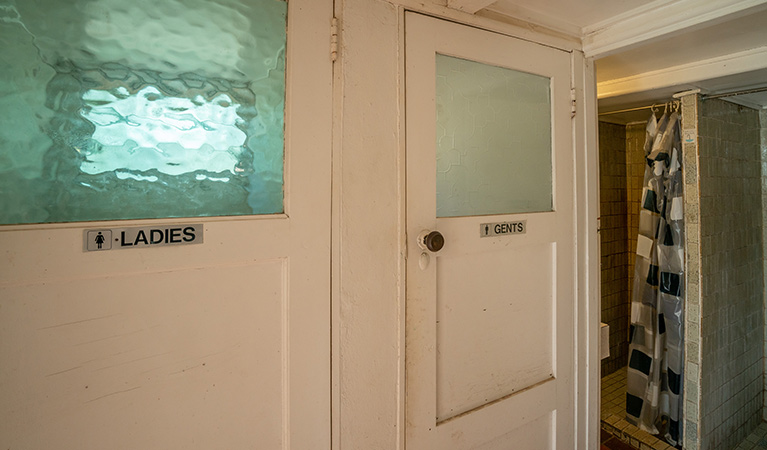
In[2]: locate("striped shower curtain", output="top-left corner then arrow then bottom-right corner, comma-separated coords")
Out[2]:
625,110 -> 685,447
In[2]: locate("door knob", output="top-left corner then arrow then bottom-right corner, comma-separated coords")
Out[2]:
418,230 -> 444,252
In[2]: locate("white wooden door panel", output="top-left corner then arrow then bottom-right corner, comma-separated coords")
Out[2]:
1,262 -> 285,449
471,413 -> 555,450
0,1 -> 331,449
405,12 -> 575,450
436,242 -> 556,420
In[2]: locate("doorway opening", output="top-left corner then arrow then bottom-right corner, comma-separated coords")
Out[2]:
598,109 -> 681,450
597,95 -> 767,450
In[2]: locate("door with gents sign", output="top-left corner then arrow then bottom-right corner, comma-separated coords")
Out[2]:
405,12 -> 576,449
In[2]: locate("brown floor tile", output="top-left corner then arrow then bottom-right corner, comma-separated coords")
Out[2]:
601,435 -> 640,450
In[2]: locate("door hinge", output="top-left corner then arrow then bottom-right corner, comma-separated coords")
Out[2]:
331,17 -> 339,62
570,88 -> 577,118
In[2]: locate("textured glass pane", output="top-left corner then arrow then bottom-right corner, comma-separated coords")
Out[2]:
436,54 -> 552,217
0,0 -> 286,224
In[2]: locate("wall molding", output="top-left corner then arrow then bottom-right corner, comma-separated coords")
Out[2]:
446,0 -> 497,14
388,0 -> 581,51
597,46 -> 767,99
482,2 -> 582,38
583,0 -> 767,58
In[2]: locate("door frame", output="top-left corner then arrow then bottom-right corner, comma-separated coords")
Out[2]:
394,6 -> 601,450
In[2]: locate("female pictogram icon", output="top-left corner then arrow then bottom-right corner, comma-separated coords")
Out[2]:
95,232 -> 105,249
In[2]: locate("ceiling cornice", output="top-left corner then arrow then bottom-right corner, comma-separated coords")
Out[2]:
583,0 -> 767,58
447,0 -> 499,14
482,2 -> 582,38
597,45 -> 767,99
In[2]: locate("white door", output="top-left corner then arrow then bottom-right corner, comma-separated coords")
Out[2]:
405,13 -> 575,450
0,2 -> 331,449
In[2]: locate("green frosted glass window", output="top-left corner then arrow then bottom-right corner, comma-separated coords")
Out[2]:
0,0 -> 286,224
436,54 -> 552,217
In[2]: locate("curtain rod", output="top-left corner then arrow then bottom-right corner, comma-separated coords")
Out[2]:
703,86 -> 767,100
598,100 -> 679,116
598,104 -> 653,116
600,86 -> 767,116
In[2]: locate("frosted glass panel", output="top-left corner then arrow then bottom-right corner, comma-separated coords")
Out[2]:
436,54 -> 552,217
0,0 -> 286,224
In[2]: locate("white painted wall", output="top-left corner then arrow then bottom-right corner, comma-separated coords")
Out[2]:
333,1 -> 405,448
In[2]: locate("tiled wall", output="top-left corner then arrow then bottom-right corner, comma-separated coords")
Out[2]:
681,94 -> 703,450
626,123 -> 647,292
696,98 -> 764,450
599,121 -> 631,376
761,109 -> 767,423
599,121 -> 659,377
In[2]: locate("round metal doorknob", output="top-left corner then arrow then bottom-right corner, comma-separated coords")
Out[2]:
420,230 -> 444,252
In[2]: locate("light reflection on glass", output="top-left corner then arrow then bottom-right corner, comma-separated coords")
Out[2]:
80,86 -> 246,179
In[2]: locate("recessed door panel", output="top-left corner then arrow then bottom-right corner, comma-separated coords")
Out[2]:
472,412 -> 554,450
436,243 -> 555,421
0,263 -> 286,449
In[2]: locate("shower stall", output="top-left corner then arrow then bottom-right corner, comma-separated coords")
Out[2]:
598,93 -> 767,450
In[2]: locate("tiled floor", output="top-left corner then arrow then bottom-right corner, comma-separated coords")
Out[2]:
602,428 -> 640,450
734,422 -> 767,450
602,368 -> 767,450
601,368 -> 676,450
602,368 -> 629,419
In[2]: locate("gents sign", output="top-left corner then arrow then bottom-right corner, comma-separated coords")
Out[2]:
480,220 -> 527,238
84,224 -> 204,252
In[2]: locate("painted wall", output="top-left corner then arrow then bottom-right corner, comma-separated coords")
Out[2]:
334,1 -> 404,448
696,99 -> 764,450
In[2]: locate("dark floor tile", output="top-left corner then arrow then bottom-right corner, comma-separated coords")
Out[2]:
601,436 -> 640,450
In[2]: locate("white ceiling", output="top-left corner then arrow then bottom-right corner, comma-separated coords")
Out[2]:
456,0 -> 767,122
